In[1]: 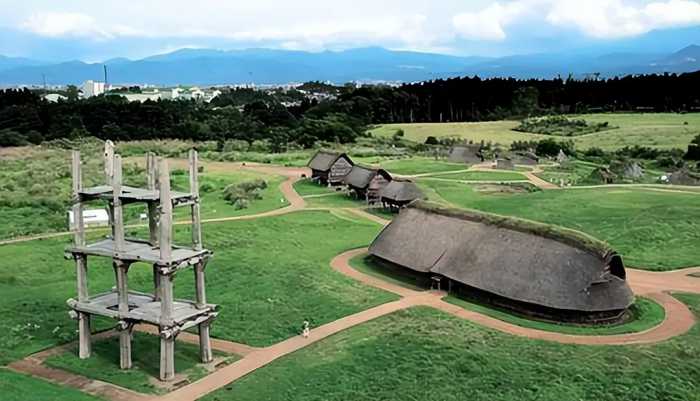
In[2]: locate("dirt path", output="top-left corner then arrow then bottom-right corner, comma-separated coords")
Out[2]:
330,248 -> 698,346
157,300 -> 414,401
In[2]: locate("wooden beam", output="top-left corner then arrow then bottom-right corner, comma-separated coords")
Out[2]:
160,336 -> 175,381
112,155 -> 125,252
77,312 -> 91,359
148,153 -> 159,247
114,261 -> 132,369
199,322 -> 213,363
189,150 -> 202,251
152,265 -> 161,301
71,150 -> 85,246
160,273 -> 175,381
159,158 -> 172,262
104,140 -> 115,185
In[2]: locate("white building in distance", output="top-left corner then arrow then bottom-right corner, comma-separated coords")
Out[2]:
82,80 -> 105,98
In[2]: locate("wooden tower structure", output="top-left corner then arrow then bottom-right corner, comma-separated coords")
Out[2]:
66,141 -> 217,381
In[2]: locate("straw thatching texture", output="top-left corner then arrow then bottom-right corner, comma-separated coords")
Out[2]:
369,201 -> 634,313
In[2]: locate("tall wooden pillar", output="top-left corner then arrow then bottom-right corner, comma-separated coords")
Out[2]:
72,151 -> 91,359
148,153 -> 161,301
112,155 -> 125,251
114,261 -> 132,369
189,150 -> 212,362
158,157 -> 176,381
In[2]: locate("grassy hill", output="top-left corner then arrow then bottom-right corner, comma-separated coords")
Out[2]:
371,113 -> 700,150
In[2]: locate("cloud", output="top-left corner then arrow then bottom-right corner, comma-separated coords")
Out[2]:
21,11 -> 142,39
453,2 -> 530,41
547,0 -> 700,38
453,0 -> 700,41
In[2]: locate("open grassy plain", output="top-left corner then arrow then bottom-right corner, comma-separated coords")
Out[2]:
418,180 -> 700,270
0,211 -> 391,366
201,296 -> 700,401
0,368 -> 103,401
371,113 -> 700,150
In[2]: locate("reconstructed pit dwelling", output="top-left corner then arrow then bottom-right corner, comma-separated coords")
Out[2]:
369,201 -> 635,323
66,142 -> 217,381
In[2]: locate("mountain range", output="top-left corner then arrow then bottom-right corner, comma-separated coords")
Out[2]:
0,45 -> 698,86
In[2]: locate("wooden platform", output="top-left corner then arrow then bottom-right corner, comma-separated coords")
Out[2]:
68,290 -> 217,328
78,185 -> 194,205
68,238 -> 211,267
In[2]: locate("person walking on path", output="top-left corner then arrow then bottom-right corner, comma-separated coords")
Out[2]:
302,321 -> 310,338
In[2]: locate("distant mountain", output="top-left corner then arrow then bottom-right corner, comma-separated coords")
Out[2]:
0,45 -> 698,86
0,55 -> 46,73
650,45 -> 700,72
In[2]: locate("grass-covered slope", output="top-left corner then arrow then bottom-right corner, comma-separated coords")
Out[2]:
201,295 -> 700,401
0,368 -> 104,401
0,211 -> 391,365
372,113 -> 700,150
418,180 -> 700,270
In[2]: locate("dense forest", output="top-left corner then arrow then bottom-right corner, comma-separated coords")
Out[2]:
1,71 -> 700,149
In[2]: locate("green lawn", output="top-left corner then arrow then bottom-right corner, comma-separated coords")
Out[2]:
293,179 -> 337,197
45,333 -> 235,394
201,294 -> 700,401
424,171 -> 527,182
304,192 -> 366,209
418,180 -> 700,270
171,169 -> 288,222
536,160 -> 666,187
380,158 -> 468,176
0,210 -> 393,365
0,147 -> 289,240
371,113 -> 700,151
444,295 -> 665,336
0,368 -> 104,401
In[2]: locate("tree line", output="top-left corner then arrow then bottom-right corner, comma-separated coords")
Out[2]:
1,71 -> 700,149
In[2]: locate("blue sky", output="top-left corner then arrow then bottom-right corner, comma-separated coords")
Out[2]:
0,0 -> 699,61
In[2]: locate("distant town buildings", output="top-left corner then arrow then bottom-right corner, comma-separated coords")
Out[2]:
82,80 -> 105,98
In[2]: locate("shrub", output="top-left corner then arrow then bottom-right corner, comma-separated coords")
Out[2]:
425,136 -> 439,145
222,179 -> 268,209
0,129 -> 29,147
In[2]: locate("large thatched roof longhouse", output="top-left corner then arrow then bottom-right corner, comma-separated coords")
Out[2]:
307,150 -> 354,186
344,165 -> 392,204
378,180 -> 425,211
368,202 -> 634,323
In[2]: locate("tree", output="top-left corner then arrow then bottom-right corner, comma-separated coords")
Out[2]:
685,134 -> 700,160
425,136 -> 439,145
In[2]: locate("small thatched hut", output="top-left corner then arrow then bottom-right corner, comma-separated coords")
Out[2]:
307,150 -> 354,185
368,201 -> 634,323
495,158 -> 515,170
448,145 -> 483,164
611,160 -> 644,180
590,167 -> 617,184
379,180 -> 424,210
556,149 -> 569,164
669,169 -> 700,186
344,165 -> 392,203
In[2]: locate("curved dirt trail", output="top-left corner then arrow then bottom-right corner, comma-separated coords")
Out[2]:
330,248 -> 698,346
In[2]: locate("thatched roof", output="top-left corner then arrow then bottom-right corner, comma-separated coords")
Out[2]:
308,150 -> 352,171
448,145 -> 483,164
669,169 -> 700,186
379,180 -> 424,202
368,201 -> 634,313
344,165 -> 391,189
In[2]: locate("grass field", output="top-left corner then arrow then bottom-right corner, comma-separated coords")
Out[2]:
0,368 -> 103,401
444,295 -> 665,336
201,294 -> 700,401
45,333 -> 236,394
418,180 -> 700,270
371,113 -> 700,150
349,254 -> 424,291
293,179 -> 337,197
0,148 -> 289,240
0,210 -> 392,365
424,170 -> 528,182
379,158 -> 468,175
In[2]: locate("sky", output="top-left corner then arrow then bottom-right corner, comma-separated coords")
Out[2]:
1,0 -> 699,61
